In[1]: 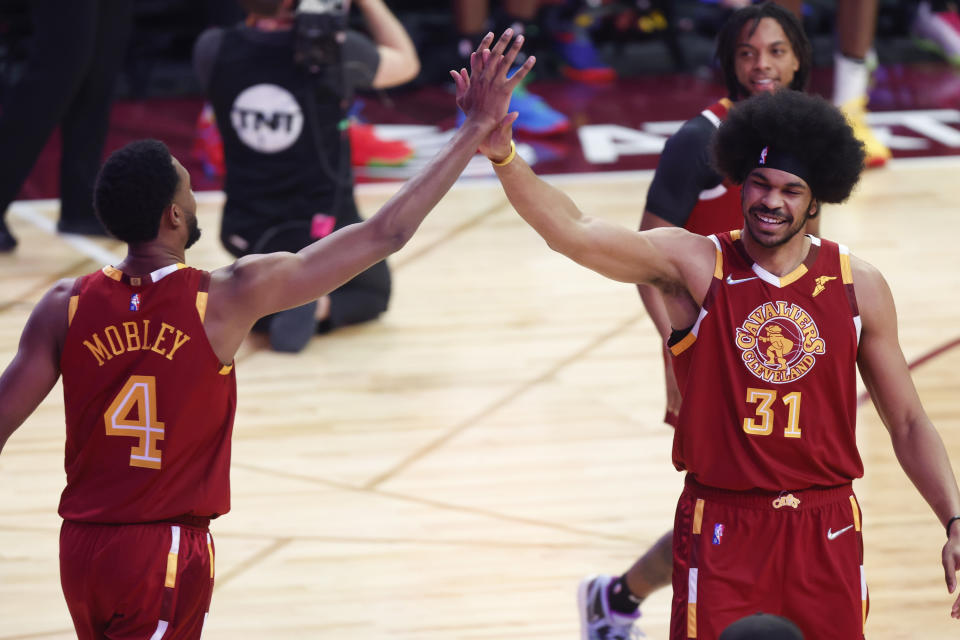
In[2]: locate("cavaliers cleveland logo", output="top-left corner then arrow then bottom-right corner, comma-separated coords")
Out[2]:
735,301 -> 826,383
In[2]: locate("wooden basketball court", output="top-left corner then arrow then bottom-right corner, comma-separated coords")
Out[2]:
1,159 -> 959,639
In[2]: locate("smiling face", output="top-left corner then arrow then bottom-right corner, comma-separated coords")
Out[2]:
733,17 -> 800,97
741,167 -> 816,248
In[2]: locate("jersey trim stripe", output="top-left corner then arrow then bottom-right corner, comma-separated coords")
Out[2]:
700,108 -> 721,128
196,291 -> 209,322
850,495 -> 861,532
68,295 -> 79,326
207,532 -> 215,578
698,184 -> 728,201
164,525 -> 181,588
102,265 -> 123,281
693,498 -> 705,534
148,620 -> 169,640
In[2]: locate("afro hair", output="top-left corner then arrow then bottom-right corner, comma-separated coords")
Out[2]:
93,139 -> 180,244
711,90 -> 865,204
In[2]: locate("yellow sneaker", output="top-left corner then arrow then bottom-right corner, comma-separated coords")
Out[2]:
840,96 -> 891,169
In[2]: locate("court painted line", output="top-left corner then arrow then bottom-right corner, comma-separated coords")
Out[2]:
858,335 -> 960,407
8,201 -> 122,266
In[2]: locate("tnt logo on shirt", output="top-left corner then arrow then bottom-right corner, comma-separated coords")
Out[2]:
230,83 -> 304,153
129,293 -> 141,311
734,301 -> 826,384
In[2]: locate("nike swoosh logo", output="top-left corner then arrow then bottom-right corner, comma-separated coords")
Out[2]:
725,274 -> 759,285
826,524 -> 854,540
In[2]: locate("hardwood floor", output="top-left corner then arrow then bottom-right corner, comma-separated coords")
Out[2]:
1,159 -> 958,638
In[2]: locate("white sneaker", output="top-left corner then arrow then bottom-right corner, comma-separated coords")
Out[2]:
912,1 -> 960,67
577,574 -> 644,640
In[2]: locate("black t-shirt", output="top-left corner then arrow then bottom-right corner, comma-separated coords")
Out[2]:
643,113 -> 724,227
193,24 -> 379,235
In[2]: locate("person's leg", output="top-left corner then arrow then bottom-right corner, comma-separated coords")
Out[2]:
832,0 -> 890,167
622,529 -> 674,607
577,529 -> 672,640
57,0 -> 134,234
322,258 -> 392,331
0,0 -> 98,250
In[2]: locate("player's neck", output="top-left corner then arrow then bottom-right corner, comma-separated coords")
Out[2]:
741,230 -> 811,277
115,244 -> 186,276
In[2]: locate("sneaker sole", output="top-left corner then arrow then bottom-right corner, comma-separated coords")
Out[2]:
577,574 -> 598,640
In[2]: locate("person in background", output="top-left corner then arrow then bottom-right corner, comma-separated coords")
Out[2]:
193,0 -> 419,352
0,0 -> 132,252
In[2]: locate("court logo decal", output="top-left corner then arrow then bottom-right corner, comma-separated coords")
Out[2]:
735,301 -> 825,383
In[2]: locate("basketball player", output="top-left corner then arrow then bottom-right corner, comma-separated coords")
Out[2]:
476,88 -> 960,638
579,6 -> 813,638
0,29 -> 532,640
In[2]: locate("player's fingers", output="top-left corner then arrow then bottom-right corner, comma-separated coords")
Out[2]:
468,50 -> 480,78
490,28 -> 513,57
500,111 -> 520,131
473,31 -> 494,57
449,69 -> 466,93
506,55 -> 536,90
501,33 -> 525,72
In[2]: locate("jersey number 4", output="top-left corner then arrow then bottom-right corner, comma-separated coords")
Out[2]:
103,375 -> 165,469
742,387 -> 802,439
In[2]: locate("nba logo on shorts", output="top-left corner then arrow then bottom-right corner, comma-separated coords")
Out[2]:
130,293 -> 141,311
712,523 -> 724,545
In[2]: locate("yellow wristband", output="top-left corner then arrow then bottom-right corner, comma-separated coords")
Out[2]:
490,140 -> 517,167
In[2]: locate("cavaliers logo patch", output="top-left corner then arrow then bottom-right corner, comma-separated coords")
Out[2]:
735,301 -> 826,384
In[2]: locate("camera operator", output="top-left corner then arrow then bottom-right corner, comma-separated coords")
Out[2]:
193,0 -> 420,352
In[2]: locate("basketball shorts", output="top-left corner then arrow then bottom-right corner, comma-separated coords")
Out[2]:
60,519 -> 215,640
670,476 -> 867,640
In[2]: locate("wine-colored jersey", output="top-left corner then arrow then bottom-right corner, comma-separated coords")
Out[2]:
645,99 -> 743,236
58,264 -> 237,523
682,100 -> 744,237
669,231 -> 863,491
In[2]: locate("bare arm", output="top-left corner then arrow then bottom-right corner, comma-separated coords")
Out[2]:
204,30 -> 533,362
480,124 -> 715,331
638,209 -> 683,424
854,257 -> 960,617
355,0 -> 421,88
0,280 -> 70,454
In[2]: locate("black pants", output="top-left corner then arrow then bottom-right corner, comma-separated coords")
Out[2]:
0,0 -> 133,227
220,196 -> 392,333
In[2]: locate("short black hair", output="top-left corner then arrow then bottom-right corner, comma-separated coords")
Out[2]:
712,90 -> 865,204
719,613 -> 804,640
716,2 -> 812,101
93,139 -> 180,243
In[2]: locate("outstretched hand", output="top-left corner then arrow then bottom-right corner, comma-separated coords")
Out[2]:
449,29 -> 535,162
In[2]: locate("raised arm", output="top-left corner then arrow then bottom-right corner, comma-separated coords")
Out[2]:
0,280 -> 70,455
479,119 -> 716,332
854,257 -> 960,618
204,30 -> 534,361
356,0 -> 421,88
